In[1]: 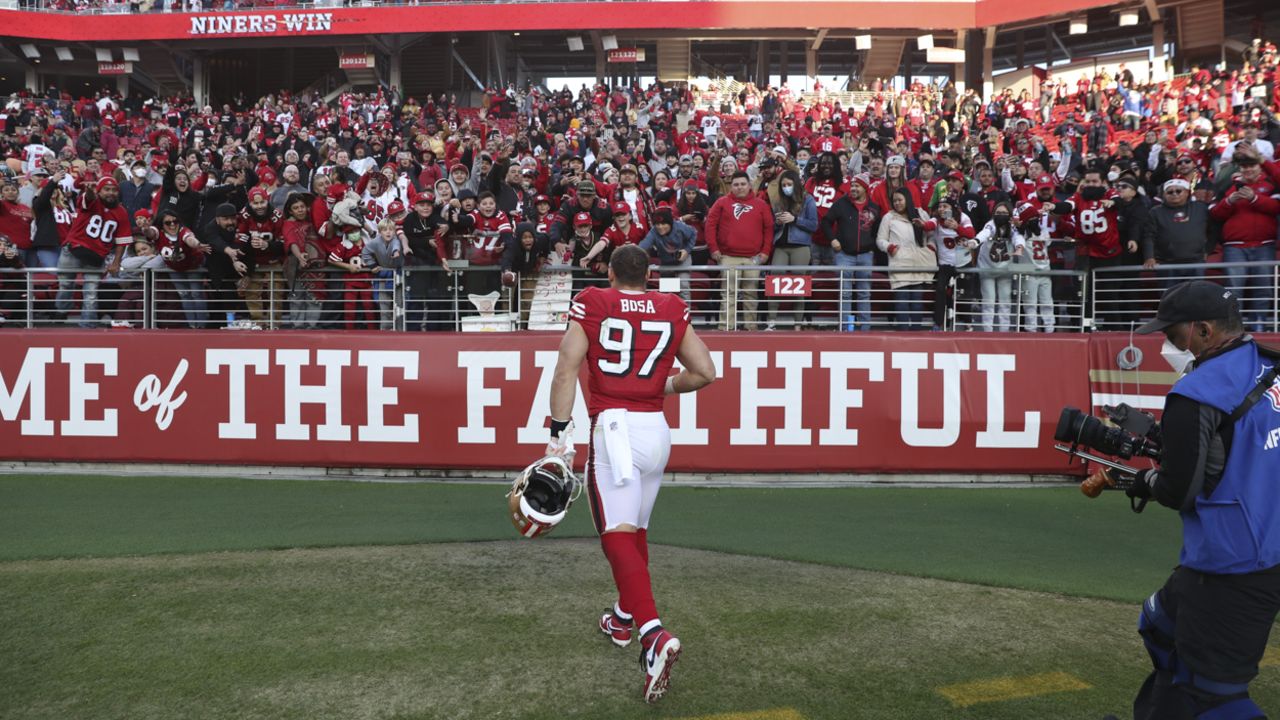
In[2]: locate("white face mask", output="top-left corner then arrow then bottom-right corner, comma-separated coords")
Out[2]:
1107,171 -> 1120,182
133,167 -> 147,178
1161,338 -> 1196,375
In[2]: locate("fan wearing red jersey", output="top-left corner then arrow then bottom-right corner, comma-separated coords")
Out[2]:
804,153 -> 849,264
548,245 -> 716,705
56,176 -> 131,328
1052,167 -> 1124,329
454,191 -> 514,299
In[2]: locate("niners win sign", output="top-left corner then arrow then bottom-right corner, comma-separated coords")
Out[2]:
187,12 -> 334,36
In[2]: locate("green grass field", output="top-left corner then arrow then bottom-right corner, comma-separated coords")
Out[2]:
2,474 -> 1278,720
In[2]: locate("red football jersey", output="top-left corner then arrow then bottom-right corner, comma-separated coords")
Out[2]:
812,136 -> 843,154
1064,191 -> 1121,258
569,286 -> 690,416
464,210 -> 513,266
602,223 -> 645,248
237,209 -> 285,264
66,195 -> 131,259
805,177 -> 850,246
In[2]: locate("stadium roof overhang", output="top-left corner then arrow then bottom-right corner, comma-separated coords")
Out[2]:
0,0 -> 1121,43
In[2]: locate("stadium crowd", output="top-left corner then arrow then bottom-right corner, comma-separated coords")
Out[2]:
1,37 -> 1278,330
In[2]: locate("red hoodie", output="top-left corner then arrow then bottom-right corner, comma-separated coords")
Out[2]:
705,192 -> 774,258
1209,174 -> 1280,247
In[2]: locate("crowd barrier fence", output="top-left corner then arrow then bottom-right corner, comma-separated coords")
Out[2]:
2,260 -> 1276,333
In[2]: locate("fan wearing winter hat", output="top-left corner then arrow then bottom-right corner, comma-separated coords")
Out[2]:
57,175 -> 132,327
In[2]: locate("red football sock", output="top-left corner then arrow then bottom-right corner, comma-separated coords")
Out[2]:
635,528 -> 649,567
600,531 -> 658,632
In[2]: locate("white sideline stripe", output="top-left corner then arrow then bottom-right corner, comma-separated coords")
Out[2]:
1090,393 -> 1167,410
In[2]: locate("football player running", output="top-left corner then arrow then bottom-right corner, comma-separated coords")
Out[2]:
548,243 -> 716,704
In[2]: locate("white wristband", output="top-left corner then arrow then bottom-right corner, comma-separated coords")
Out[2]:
664,376 -> 676,395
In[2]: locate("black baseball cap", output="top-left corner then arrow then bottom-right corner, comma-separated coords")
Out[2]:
1136,280 -> 1240,334
215,203 -> 238,218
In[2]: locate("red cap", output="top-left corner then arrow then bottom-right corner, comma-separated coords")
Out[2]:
1016,202 -> 1041,224
387,200 -> 406,216
573,211 -> 593,227
534,194 -> 551,205
327,183 -> 348,200
412,189 -> 434,205
258,168 -> 277,185
450,162 -> 468,173
852,173 -> 873,192
1035,174 -> 1055,191
95,176 -> 119,193
611,201 -> 630,216
133,208 -> 152,220
947,170 -> 966,182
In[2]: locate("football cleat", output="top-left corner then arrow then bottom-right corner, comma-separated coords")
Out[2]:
640,630 -> 682,704
599,611 -> 633,648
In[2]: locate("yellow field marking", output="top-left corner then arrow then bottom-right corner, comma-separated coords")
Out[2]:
1259,646 -> 1280,668
937,671 -> 1092,708
679,708 -> 807,720
1088,369 -> 1182,385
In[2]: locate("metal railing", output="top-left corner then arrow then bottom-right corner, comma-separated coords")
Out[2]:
1,260 -> 1275,333
953,267 -> 1087,333
1091,260 -> 1280,334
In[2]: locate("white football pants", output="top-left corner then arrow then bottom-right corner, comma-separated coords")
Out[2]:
586,411 -> 671,532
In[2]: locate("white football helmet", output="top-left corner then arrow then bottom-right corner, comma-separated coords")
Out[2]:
507,455 -> 582,539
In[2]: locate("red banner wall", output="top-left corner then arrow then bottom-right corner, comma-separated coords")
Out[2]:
0,331 -> 1095,474
0,0 -> 1119,42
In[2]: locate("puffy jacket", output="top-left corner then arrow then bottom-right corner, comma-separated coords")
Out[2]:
877,210 -> 937,288
1209,175 -> 1279,247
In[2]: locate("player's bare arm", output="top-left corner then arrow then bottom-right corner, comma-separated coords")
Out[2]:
666,327 -> 715,395
549,319 -> 588,432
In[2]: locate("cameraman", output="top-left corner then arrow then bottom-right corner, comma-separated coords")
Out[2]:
1107,280 -> 1280,720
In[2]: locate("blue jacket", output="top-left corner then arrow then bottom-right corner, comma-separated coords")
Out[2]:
1172,341 -> 1280,574
119,179 -> 156,229
773,195 -> 818,247
639,220 -> 697,265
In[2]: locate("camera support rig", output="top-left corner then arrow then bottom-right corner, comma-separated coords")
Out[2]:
1053,443 -> 1150,513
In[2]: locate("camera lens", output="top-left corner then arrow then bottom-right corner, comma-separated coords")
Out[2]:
1055,406 -> 1134,458
1054,407 -> 1087,444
